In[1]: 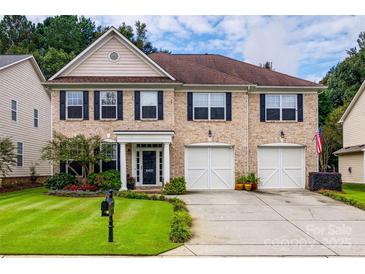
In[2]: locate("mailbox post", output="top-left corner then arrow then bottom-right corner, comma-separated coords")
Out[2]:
101,189 -> 115,243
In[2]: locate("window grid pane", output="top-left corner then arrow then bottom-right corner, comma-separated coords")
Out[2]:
141,92 -> 157,106
193,93 -> 208,107
101,91 -> 117,106
16,142 -> 23,167
67,92 -> 83,106
210,93 -> 225,107
266,95 -> 280,108
282,95 -> 296,108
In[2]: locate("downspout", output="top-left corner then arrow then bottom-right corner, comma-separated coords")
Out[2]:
246,86 -> 250,173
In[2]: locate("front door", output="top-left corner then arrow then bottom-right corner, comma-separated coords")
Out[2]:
142,151 -> 156,185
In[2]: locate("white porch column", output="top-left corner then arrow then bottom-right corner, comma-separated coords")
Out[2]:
119,143 -> 127,190
163,142 -> 171,184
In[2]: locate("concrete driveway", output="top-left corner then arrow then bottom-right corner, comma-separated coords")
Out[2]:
162,190 -> 365,256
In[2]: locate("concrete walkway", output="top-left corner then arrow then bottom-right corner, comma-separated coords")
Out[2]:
162,190 -> 365,256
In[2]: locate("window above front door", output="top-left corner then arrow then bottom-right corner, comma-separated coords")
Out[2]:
140,91 -> 158,119
100,91 -> 117,119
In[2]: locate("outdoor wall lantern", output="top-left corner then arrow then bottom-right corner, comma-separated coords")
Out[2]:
348,167 -> 352,174
208,129 -> 212,138
280,130 -> 285,139
101,189 -> 115,242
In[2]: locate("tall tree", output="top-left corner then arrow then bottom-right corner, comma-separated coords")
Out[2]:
0,138 -> 17,185
0,15 -> 35,53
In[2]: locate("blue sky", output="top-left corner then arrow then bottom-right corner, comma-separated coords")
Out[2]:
26,15 -> 365,82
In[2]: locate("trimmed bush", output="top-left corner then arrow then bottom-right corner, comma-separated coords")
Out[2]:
163,177 -> 186,195
43,173 -> 76,190
308,172 -> 342,191
172,210 -> 192,227
169,223 -> 192,243
90,170 -> 121,190
168,198 -> 188,212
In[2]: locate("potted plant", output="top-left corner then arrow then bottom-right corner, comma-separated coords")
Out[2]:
247,172 -> 260,191
127,175 -> 136,190
235,175 -> 246,190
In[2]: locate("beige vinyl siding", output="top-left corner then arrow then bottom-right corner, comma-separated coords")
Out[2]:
339,153 -> 364,183
66,37 -> 162,77
0,59 -> 51,177
343,89 -> 365,147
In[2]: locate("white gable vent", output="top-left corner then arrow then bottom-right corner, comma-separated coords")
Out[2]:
108,51 -> 119,62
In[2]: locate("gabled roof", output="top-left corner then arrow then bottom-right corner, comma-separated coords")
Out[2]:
49,27 -> 175,81
149,53 -> 322,87
339,80 -> 365,123
0,54 -> 45,82
334,144 -> 365,155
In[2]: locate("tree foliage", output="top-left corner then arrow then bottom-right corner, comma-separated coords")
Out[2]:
0,138 -> 17,178
319,31 -> 365,171
0,15 -> 167,79
41,133 -> 113,179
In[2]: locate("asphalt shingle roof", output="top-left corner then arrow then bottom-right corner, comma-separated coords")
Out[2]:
0,55 -> 31,69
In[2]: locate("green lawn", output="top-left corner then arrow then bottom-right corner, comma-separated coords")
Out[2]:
0,188 -> 180,255
321,183 -> 365,210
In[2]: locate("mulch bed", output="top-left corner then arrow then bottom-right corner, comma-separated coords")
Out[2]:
0,182 -> 42,193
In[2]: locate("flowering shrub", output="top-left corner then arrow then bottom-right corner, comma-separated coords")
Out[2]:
63,183 -> 98,192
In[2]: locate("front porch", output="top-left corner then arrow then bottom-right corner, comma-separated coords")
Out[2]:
114,130 -> 174,190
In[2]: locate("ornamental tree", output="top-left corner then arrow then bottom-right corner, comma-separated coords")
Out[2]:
42,133 -> 113,181
0,137 -> 17,180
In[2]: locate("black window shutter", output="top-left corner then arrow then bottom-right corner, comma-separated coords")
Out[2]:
135,91 -> 140,120
94,91 -> 100,120
260,94 -> 266,122
158,91 -> 163,120
226,92 -> 232,121
116,143 -> 120,171
94,147 -> 100,173
187,92 -> 193,121
297,94 -> 303,122
83,91 -> 89,120
117,91 -> 123,120
60,161 -> 66,173
60,91 -> 66,120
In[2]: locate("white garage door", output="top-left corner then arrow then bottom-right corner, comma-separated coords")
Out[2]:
185,146 -> 234,189
258,146 -> 305,189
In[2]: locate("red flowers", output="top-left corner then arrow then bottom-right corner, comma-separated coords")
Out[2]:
63,184 -> 98,192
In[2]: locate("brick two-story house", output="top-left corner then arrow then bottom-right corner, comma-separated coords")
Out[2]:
45,27 -> 323,190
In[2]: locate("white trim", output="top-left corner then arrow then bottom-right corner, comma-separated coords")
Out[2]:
265,94 -> 297,122
185,142 -> 234,148
100,91 -> 117,120
119,143 -> 127,190
339,80 -> 365,123
192,92 -> 226,121
16,141 -> 24,167
258,142 -> 305,147
65,91 -> 84,120
49,27 -> 175,81
115,132 -> 173,143
140,91 -> 158,120
11,99 -> 17,122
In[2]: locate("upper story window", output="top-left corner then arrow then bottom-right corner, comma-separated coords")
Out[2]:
266,94 -> 297,121
193,93 -> 225,120
141,91 -> 158,119
16,142 -> 23,167
11,100 -> 17,121
100,91 -> 117,119
34,109 -> 39,128
66,91 -> 83,119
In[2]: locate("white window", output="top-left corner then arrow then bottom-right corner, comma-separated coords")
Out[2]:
16,142 -> 23,167
34,109 -> 39,128
100,91 -> 117,119
193,93 -> 225,120
11,100 -> 17,121
66,91 -> 83,119
100,143 -> 118,171
141,91 -> 158,119
266,94 -> 297,121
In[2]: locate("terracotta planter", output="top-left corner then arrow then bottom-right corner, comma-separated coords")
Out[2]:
251,182 -> 258,191
235,183 -> 244,190
244,183 -> 252,191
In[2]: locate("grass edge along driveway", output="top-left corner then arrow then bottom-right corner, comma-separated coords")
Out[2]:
320,183 -> 365,211
0,188 -> 180,255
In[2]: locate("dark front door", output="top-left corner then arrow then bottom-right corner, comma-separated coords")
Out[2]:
142,151 -> 156,185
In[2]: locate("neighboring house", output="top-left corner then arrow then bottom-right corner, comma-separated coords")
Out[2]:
335,81 -> 365,183
0,55 -> 52,183
45,27 -> 323,190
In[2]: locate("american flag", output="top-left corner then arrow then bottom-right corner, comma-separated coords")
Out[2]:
315,128 -> 323,154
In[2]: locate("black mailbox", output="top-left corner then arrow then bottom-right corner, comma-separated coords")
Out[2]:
101,200 -> 109,216
101,190 -> 115,242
